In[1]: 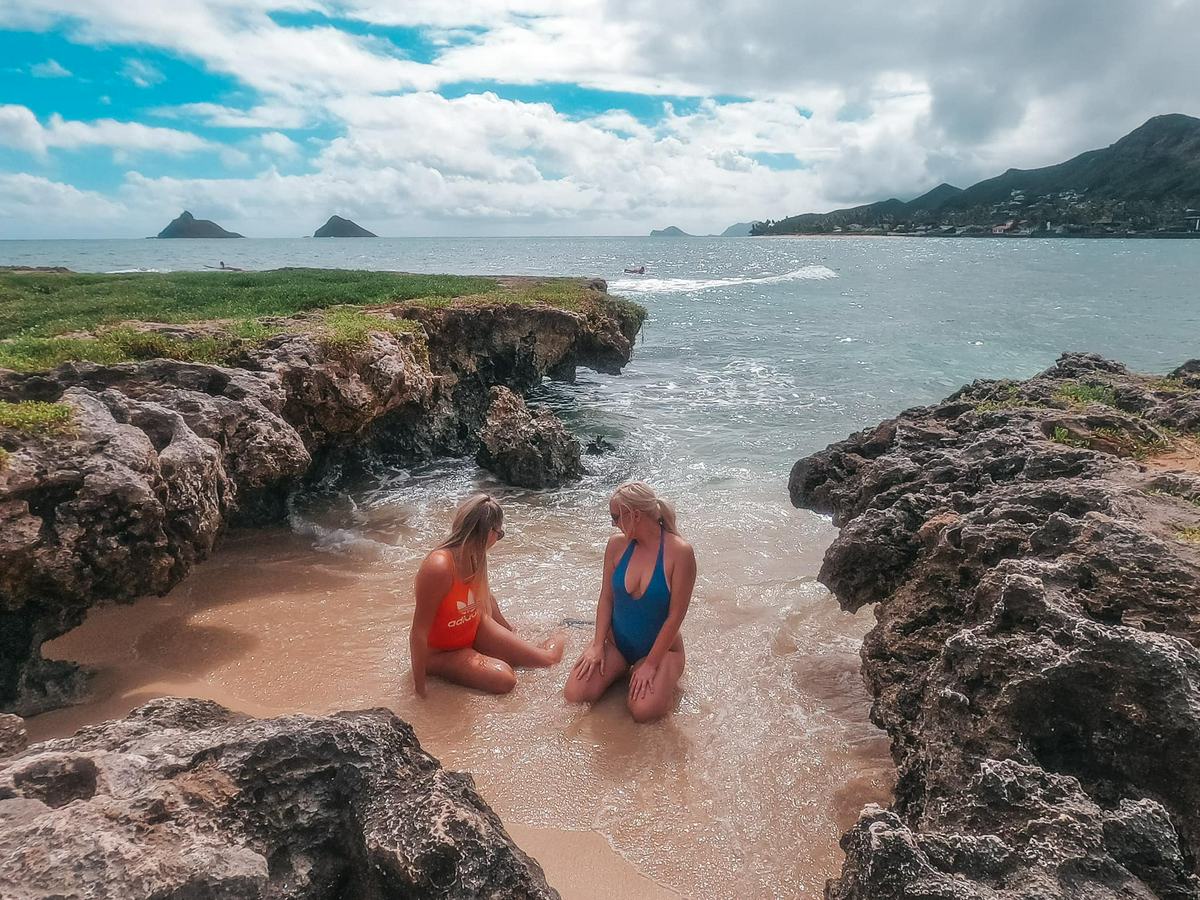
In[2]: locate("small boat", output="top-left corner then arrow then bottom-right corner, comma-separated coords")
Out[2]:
623,265 -> 646,274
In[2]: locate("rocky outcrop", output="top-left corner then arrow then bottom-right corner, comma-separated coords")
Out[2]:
314,215 -> 377,237
0,288 -> 644,715
157,210 -> 243,239
477,386 -> 583,488
0,697 -> 558,899
790,352 -> 1200,899
0,713 -> 26,757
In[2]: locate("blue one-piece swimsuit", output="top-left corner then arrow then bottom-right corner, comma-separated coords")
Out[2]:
611,529 -> 671,663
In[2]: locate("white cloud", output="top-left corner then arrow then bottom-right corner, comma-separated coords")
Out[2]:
30,58 -> 71,78
0,105 -> 215,156
122,58 -> 165,87
258,131 -> 300,157
154,101 -> 311,129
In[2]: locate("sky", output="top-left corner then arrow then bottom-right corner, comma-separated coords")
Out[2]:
0,1 -> 1198,239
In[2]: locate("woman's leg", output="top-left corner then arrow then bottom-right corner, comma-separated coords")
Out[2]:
627,646 -> 685,723
564,640 -> 629,704
473,614 -> 566,668
426,647 -> 517,694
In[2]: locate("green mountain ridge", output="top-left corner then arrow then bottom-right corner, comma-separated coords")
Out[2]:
754,114 -> 1200,235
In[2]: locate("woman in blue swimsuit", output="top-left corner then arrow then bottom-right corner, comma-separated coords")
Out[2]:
564,481 -> 697,722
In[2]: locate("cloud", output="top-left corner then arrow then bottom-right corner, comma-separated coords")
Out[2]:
0,105 -> 215,156
122,58 -> 165,87
30,58 -> 72,78
258,131 -> 300,157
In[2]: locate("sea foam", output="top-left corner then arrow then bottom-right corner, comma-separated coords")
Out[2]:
610,265 -> 837,294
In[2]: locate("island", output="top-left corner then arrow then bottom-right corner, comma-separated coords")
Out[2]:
156,211 -> 244,239
650,226 -> 691,237
314,215 -> 377,238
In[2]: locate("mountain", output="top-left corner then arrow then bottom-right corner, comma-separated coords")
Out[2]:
755,114 -> 1200,235
650,226 -> 691,236
157,211 -> 243,239
720,222 -> 755,237
314,215 -> 377,238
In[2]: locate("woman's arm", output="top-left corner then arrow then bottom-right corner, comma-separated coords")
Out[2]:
488,591 -> 514,631
572,537 -> 621,680
630,540 -> 696,699
410,551 -> 453,697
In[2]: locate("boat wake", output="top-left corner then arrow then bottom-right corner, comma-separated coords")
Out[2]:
610,265 -> 837,294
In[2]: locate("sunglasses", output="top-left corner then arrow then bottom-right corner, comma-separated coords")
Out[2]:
493,526 -> 505,540
610,509 -> 630,526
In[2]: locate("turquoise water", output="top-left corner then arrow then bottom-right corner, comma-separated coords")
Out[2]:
10,237 -> 1200,897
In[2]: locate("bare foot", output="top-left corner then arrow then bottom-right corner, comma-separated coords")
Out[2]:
541,632 -> 567,664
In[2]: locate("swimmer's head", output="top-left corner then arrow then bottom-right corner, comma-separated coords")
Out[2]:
437,493 -> 504,581
609,480 -> 679,536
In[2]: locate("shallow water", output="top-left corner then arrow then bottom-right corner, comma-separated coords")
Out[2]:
18,236 -> 1200,898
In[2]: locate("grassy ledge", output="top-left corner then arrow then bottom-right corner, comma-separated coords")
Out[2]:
0,400 -> 75,436
0,269 -> 641,372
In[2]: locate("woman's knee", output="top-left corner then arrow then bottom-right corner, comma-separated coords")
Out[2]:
480,659 -> 517,694
627,696 -> 667,723
564,675 -> 600,704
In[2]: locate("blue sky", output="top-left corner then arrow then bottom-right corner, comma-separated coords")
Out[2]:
0,2 -> 1196,238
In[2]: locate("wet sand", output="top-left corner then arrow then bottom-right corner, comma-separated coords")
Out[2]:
30,493 -> 893,899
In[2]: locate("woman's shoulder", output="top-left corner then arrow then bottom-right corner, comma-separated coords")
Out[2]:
664,532 -> 695,560
421,548 -> 457,575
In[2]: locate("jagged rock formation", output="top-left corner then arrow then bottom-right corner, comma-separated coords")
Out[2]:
790,352 -> 1200,899
157,210 -> 243,239
0,697 -> 558,899
0,713 -> 26,757
0,289 -> 644,715
477,386 -> 583,488
314,215 -> 377,238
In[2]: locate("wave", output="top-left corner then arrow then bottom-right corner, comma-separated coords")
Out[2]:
609,265 -> 838,294
104,267 -> 162,274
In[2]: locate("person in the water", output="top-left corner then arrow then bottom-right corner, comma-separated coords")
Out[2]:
564,481 -> 696,721
410,493 -> 565,696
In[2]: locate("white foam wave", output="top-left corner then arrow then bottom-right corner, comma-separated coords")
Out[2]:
104,267 -> 162,274
610,265 -> 837,294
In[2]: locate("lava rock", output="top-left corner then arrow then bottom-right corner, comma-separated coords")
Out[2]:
0,697 -> 558,899
477,386 -> 583,488
792,352 -> 1200,899
0,713 -> 26,757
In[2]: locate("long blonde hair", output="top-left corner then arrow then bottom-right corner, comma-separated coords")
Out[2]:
611,480 -> 680,535
435,493 -> 503,582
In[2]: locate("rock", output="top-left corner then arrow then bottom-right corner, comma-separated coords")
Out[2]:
0,291 -> 644,715
649,226 -> 690,236
313,215 -> 377,238
157,210 -> 243,239
477,386 -> 583,488
0,714 -> 26,757
0,697 -> 558,899
791,352 -> 1200,899
586,278 -> 608,293
585,435 -> 616,455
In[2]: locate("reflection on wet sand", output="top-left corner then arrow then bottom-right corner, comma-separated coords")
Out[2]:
32,494 -> 893,899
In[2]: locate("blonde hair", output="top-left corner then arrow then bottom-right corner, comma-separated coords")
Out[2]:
435,493 -> 503,582
611,480 -> 680,535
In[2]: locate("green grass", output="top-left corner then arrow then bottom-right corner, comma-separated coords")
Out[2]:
0,269 -> 498,339
0,270 -> 643,373
1175,525 -> 1200,544
1091,425 -> 1171,459
1054,382 -> 1118,408
0,400 -> 75,435
1148,488 -> 1200,508
1051,426 -> 1090,448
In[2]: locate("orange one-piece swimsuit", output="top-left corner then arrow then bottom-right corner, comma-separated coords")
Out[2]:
427,571 -> 481,651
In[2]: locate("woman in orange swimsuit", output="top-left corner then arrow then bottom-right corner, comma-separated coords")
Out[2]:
410,493 -> 566,695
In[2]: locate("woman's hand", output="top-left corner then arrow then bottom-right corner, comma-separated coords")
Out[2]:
572,643 -> 606,681
629,661 -> 657,701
